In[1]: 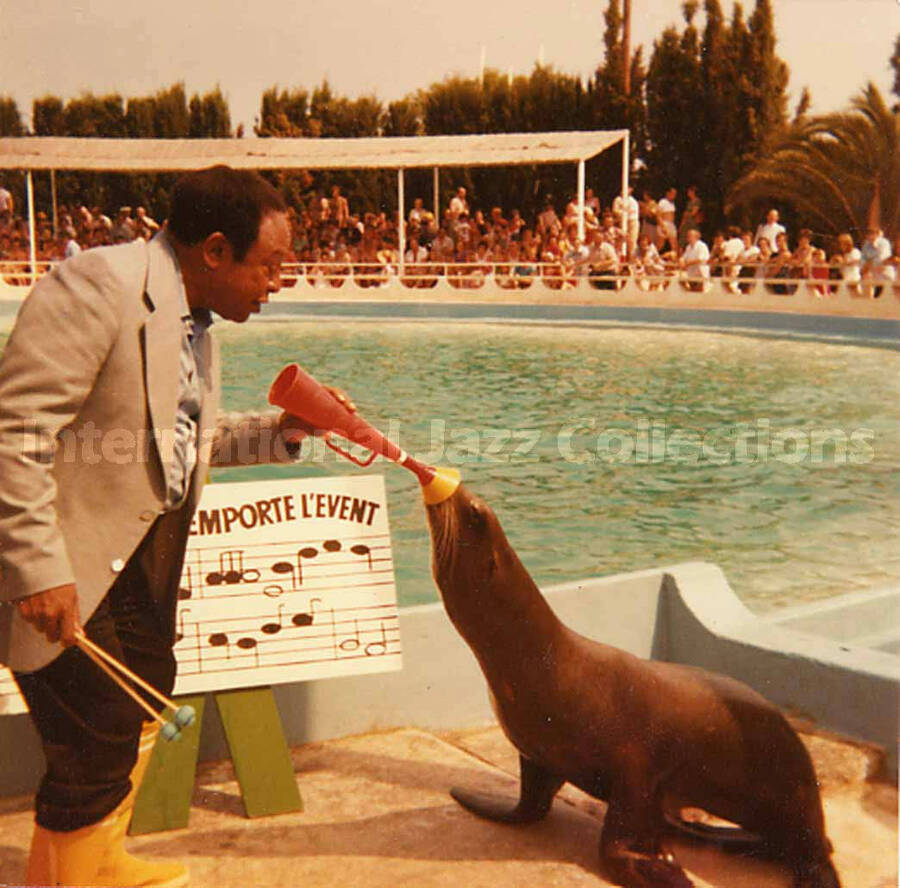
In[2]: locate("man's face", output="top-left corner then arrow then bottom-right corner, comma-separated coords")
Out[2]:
209,211 -> 291,322
767,210 -> 779,224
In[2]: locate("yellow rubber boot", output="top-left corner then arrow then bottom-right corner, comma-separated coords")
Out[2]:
24,721 -> 189,887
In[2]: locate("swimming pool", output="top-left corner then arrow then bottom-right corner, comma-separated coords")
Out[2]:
202,320 -> 900,612
1,318 -> 896,611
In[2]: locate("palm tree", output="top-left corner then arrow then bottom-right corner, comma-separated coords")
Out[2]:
726,83 -> 899,240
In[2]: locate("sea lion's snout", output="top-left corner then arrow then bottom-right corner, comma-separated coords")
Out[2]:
426,484 -> 501,584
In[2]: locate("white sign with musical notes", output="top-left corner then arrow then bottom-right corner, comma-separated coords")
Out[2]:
0,474 -> 403,713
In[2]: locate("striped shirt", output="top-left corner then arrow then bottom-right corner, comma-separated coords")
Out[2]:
160,234 -> 213,510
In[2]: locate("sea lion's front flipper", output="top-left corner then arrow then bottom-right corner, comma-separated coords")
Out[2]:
450,755 -> 564,824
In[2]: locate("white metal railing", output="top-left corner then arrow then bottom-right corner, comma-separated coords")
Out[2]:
2,259 -> 897,307
280,261 -> 899,301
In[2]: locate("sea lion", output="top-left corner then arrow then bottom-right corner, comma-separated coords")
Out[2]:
425,483 -> 840,888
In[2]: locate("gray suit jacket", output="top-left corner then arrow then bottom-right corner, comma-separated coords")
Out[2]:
0,235 -> 293,671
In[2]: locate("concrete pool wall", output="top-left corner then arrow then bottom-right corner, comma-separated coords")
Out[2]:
2,275 -> 899,348
0,561 -> 896,797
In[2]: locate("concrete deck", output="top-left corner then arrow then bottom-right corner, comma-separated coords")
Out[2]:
0,722 -> 895,888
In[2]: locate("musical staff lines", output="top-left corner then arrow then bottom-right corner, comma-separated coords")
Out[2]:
176,534 -> 393,600
171,476 -> 403,695
174,602 -> 400,677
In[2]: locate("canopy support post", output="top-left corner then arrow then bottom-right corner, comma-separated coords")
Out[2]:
621,133 -> 630,245
26,170 -> 37,286
398,167 -> 406,275
51,170 -> 58,239
577,159 -> 586,244
433,167 -> 439,224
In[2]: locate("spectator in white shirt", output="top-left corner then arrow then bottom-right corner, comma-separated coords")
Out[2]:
404,235 -> 429,265
449,187 -> 469,220
680,228 -> 710,290
737,230 -> 761,292
721,225 -> 745,293
0,182 -> 13,227
634,233 -> 666,290
587,229 -> 620,290
58,227 -> 81,260
860,227 -> 895,297
754,209 -> 786,248
612,185 -> 640,259
834,232 -> 861,294
657,187 -> 678,256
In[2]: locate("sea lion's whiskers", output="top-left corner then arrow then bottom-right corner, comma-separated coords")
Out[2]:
431,500 -> 459,571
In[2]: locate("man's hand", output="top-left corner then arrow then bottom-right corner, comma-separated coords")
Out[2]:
15,583 -> 82,646
279,384 -> 357,443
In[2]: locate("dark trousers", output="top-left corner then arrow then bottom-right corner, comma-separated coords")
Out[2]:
14,508 -> 192,831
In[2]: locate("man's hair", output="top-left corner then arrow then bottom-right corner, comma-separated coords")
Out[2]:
168,165 -> 287,261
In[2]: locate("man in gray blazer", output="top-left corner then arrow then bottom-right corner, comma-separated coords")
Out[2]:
0,166 -> 350,887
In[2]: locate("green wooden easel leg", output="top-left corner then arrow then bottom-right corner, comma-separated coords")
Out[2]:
215,686 -> 303,818
130,694 -> 206,835
129,686 -> 302,834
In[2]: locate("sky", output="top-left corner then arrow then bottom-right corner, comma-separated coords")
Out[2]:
1,0 -> 896,134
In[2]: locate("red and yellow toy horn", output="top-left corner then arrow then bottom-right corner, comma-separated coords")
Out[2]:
268,363 -> 460,505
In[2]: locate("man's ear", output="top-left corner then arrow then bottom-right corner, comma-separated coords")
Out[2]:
201,232 -> 232,269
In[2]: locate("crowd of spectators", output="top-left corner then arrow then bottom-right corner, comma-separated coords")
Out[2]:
1,178 -> 897,297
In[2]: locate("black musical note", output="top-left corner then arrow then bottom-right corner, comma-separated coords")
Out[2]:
236,636 -> 260,667
178,567 -> 194,601
207,550 -> 261,586
323,539 -> 342,553
350,544 -> 373,571
261,604 -> 285,635
292,597 -> 322,628
270,547 -> 318,590
270,561 -> 297,591
208,632 -> 230,659
175,608 -> 192,643
365,622 -> 388,657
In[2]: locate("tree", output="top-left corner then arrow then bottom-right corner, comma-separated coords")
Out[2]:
256,87 -> 311,137
0,98 -> 25,136
645,21 -> 702,196
63,93 -> 127,137
188,87 -> 232,138
727,84 -> 899,241
644,0 -> 790,230
32,96 -> 66,136
590,0 -> 648,196
383,97 -> 422,137
150,83 -> 189,137
745,0 -> 789,156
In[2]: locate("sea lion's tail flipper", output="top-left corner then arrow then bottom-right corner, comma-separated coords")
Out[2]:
663,811 -> 764,853
451,756 -> 564,824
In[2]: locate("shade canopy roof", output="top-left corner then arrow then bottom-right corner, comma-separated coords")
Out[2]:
0,130 -> 628,173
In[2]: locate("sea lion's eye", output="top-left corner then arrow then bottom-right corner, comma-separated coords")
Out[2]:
469,501 -> 486,527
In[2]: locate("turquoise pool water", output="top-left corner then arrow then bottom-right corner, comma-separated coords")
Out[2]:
210,320 -> 900,612
2,320 -> 898,611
